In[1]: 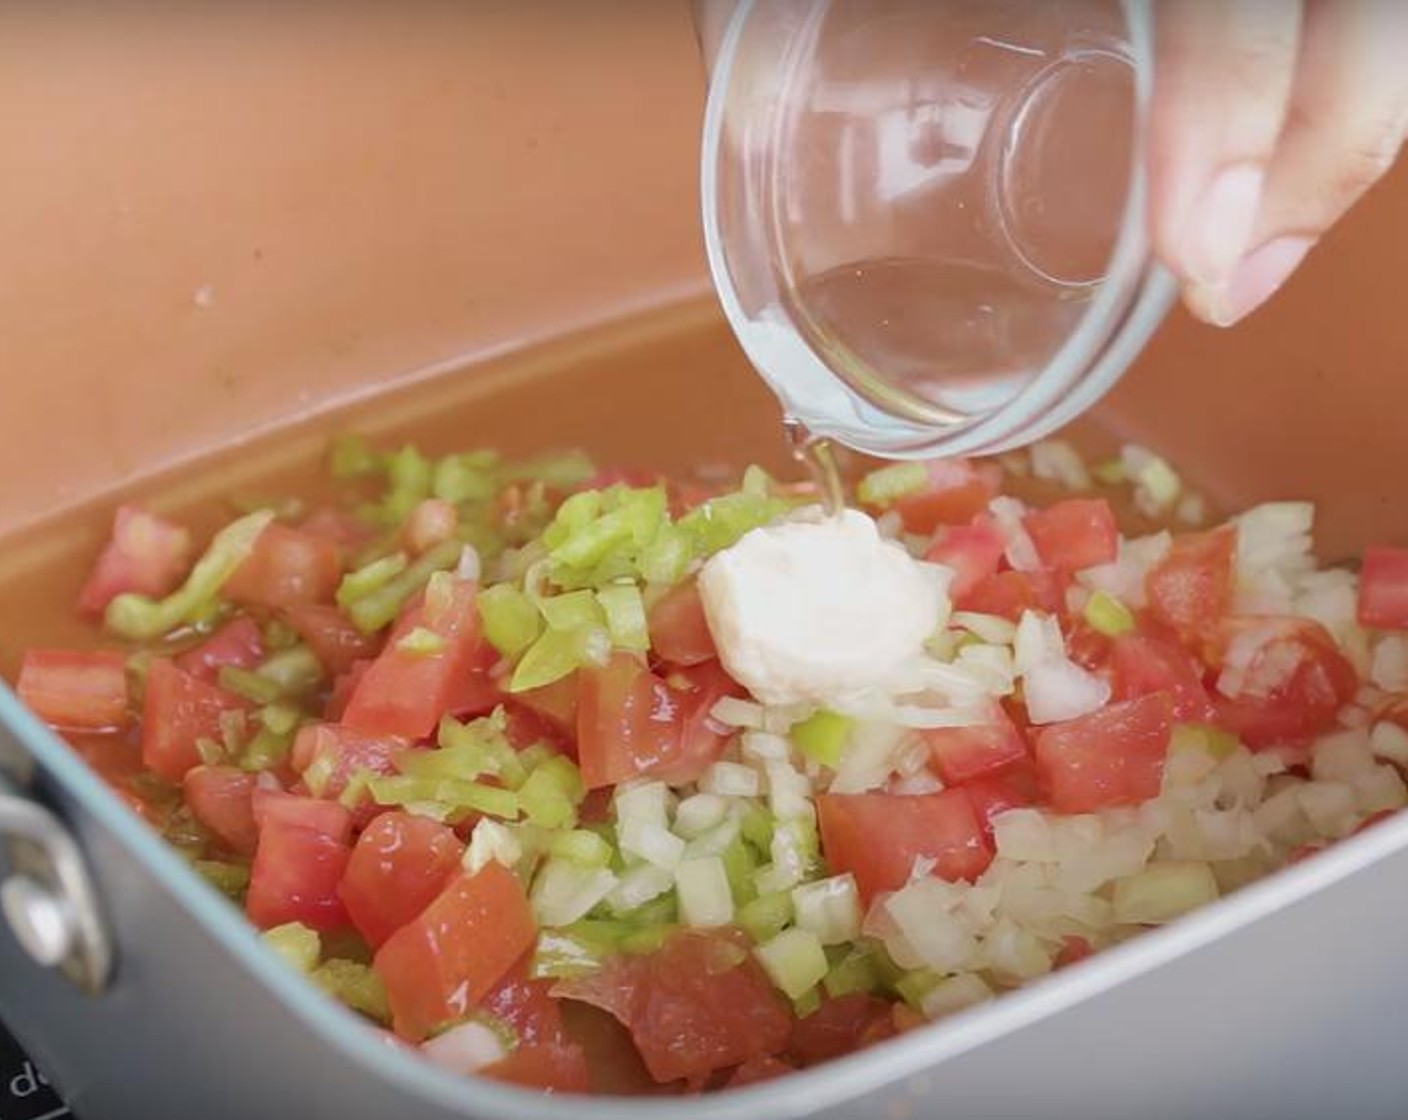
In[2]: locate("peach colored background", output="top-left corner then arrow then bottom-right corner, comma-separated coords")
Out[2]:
0,0 -> 1404,564
0,3 -> 710,528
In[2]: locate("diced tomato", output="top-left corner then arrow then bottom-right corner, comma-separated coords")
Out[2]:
1358,547 -> 1408,630
140,658 -> 251,782
502,702 -> 572,755
577,654 -> 741,790
338,811 -> 463,949
374,863 -> 537,1042
955,761 -> 1040,837
342,579 -> 490,740
576,652 -> 684,790
654,659 -> 742,786
1064,617 -> 1115,670
481,1043 -> 591,1094
788,994 -> 901,1068
924,518 -> 1007,601
250,789 -> 353,839
325,659 -> 372,723
246,796 -> 353,931
1033,692 -> 1173,813
1110,633 -> 1215,722
483,959 -> 569,1047
1023,498 -> 1118,571
647,580 -> 717,667
183,765 -> 258,855
1210,617 -> 1358,748
514,673 -> 581,739
17,649 -> 129,731
956,569 -> 1068,621
290,723 -> 405,824
726,1055 -> 796,1088
885,460 -> 999,535
77,504 -> 193,616
817,789 -> 994,905
1144,526 -> 1235,644
1053,936 -> 1094,969
174,617 -> 265,682
442,639 -> 504,722
922,703 -> 1029,786
299,507 -> 376,553
284,604 -> 383,677
552,929 -> 791,1085
225,523 -> 342,610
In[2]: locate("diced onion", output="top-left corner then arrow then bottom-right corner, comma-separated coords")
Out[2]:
701,761 -> 763,798
1371,636 -> 1408,693
988,496 -> 1042,572
791,874 -> 862,946
463,819 -> 523,873
606,863 -> 674,914
676,856 -> 735,928
1023,658 -> 1112,725
755,928 -> 829,1000
1297,781 -> 1358,839
455,545 -> 482,582
992,809 -> 1058,863
1030,440 -> 1090,491
674,793 -> 729,839
1111,862 -> 1218,925
950,611 -> 1018,645
1370,720 -> 1408,765
979,916 -> 1051,982
884,879 -> 977,972
530,858 -> 618,928
711,696 -> 765,729
1311,730 -> 1376,783
1351,765 -> 1408,815
421,1022 -> 509,1076
919,973 -> 993,1020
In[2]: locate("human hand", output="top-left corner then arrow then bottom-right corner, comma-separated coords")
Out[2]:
1151,0 -> 1408,326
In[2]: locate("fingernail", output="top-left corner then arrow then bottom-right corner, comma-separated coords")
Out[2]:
1190,235 -> 1314,327
1180,162 -> 1265,287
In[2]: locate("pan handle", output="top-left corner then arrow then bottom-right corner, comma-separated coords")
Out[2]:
0,772 -> 112,994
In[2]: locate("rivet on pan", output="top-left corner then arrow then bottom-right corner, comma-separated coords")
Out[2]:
0,875 -> 77,969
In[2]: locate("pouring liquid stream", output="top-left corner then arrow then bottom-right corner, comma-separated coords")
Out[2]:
783,419 -> 845,518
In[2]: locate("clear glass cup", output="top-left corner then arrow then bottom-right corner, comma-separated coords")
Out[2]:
701,0 -> 1178,459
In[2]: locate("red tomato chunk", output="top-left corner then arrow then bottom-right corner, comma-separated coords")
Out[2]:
1023,498 -> 1118,571
338,811 -> 463,950
1358,546 -> 1408,630
183,765 -> 259,855
173,617 -> 265,682
77,504 -> 192,616
17,649 -> 129,731
553,930 -> 791,1086
1033,692 -> 1173,813
374,862 -> 536,1042
140,659 -> 251,782
225,523 -> 342,610
922,703 -> 1029,786
342,578 -> 494,740
924,518 -> 1006,600
1144,526 -> 1235,644
246,796 -> 353,932
817,789 -> 994,905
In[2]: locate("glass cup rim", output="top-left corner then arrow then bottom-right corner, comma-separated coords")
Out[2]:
700,0 -> 1179,459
